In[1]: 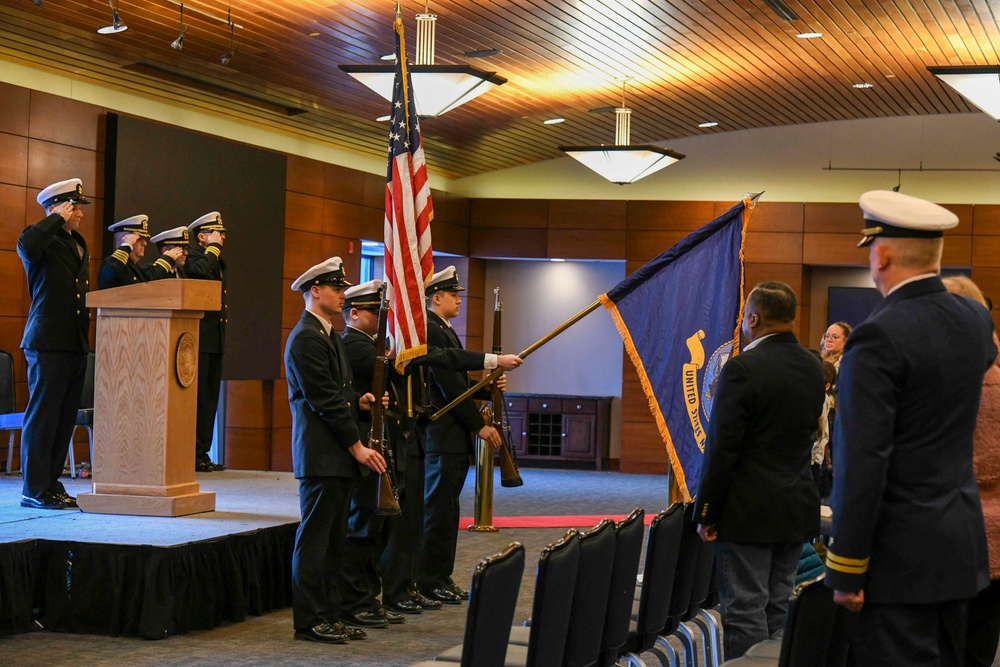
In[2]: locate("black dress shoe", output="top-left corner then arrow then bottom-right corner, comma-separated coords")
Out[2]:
344,611 -> 389,628
427,587 -> 462,605
210,462 -> 225,471
446,582 -> 470,600
294,622 -> 349,644
384,599 -> 422,614
20,493 -> 68,510
55,492 -> 78,508
331,622 -> 367,640
374,607 -> 405,624
410,591 -> 442,610
195,460 -> 214,472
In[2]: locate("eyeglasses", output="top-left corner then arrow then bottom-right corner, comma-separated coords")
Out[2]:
822,333 -> 842,340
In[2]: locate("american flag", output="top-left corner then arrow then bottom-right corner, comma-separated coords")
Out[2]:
384,12 -> 434,370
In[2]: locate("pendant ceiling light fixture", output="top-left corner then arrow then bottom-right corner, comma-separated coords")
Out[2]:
560,80 -> 685,185
170,3 -> 186,50
928,65 -> 1000,121
219,9 -> 236,65
339,1 -> 506,117
97,0 -> 127,34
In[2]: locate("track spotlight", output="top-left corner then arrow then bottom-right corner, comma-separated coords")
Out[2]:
29,0 -> 43,7
97,0 -> 127,34
171,3 -> 187,50
218,14 -> 236,66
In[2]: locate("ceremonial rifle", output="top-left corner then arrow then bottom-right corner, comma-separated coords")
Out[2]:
371,287 -> 402,515
482,287 -> 523,488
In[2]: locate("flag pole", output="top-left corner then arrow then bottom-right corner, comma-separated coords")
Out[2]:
429,299 -> 601,422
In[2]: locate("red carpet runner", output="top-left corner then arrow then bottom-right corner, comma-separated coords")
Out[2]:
458,513 -> 657,529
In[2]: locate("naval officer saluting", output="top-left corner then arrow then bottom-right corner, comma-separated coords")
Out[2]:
149,227 -> 191,278
17,179 -> 91,510
97,215 -> 183,289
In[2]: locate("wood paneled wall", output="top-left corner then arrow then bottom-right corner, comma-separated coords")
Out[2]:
0,82 -> 104,471
468,198 -> 998,474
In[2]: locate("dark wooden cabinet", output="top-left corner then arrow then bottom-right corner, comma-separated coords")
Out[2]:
500,393 -> 612,470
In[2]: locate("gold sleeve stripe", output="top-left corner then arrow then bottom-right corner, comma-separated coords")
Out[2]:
112,250 -> 129,264
154,258 -> 172,271
827,551 -> 870,574
206,246 -> 221,257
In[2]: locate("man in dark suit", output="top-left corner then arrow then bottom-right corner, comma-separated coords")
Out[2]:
695,281 -> 825,658
826,190 -> 996,667
149,226 -> 191,278
97,215 -> 182,289
17,178 -> 93,510
185,212 -> 227,472
417,266 -> 513,604
285,257 -> 387,645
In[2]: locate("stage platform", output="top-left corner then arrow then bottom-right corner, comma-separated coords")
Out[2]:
0,471 -> 302,639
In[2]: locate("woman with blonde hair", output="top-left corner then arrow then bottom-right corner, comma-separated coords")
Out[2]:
943,274 -> 1000,667
820,321 -> 852,370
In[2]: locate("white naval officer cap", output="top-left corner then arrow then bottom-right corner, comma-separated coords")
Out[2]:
108,215 -> 150,238
36,178 -> 90,209
425,265 -> 464,296
343,279 -> 384,310
857,190 -> 959,248
291,257 -> 353,292
150,226 -> 190,246
187,211 -> 227,234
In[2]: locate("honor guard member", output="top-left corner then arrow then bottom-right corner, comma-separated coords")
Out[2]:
337,279 -> 406,628
285,258 -> 386,645
417,266 -> 514,604
185,212 -> 227,472
826,191 -> 997,666
97,215 -> 182,289
16,179 -> 91,510
149,227 -> 190,278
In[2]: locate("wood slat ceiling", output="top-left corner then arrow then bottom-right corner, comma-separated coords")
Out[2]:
0,0 -> 994,179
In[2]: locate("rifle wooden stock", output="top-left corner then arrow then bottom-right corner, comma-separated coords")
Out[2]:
489,287 -> 523,488
370,291 -> 401,516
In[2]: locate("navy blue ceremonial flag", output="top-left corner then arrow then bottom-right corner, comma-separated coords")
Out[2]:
600,199 -> 753,502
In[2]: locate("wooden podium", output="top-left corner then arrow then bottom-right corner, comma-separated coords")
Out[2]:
78,280 -> 221,517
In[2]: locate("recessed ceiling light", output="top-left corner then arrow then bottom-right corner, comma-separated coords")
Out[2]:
796,31 -> 823,39
698,121 -> 718,128
550,258 -> 566,262
543,117 -> 565,125
464,48 -> 501,58
853,82 -> 875,89
380,53 -> 395,61
308,31 -> 320,37
376,115 -> 391,122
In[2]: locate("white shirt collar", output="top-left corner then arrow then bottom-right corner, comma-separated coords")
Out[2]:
345,324 -> 376,342
886,272 -> 938,296
742,332 -> 780,352
305,308 -> 333,336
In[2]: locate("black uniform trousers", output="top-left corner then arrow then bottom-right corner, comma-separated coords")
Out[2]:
338,473 -> 389,614
845,598 -> 969,667
382,443 -> 425,605
292,476 -> 357,631
196,351 -> 223,463
966,578 -> 1000,667
419,451 -> 470,591
21,349 -> 87,499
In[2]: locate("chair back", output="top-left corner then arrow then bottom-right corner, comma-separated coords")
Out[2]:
0,350 -> 15,415
79,351 -> 95,409
665,503 -> 704,634
684,531 -> 717,620
599,508 -> 645,667
460,542 -> 526,667
563,518 -> 617,667
777,575 -> 848,667
525,529 -> 581,667
632,503 -> 686,650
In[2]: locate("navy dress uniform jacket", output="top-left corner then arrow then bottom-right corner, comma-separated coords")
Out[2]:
17,213 -> 90,352
694,331 -> 825,544
97,246 -> 174,289
826,276 -> 997,603
185,242 -> 226,354
424,311 -> 491,456
285,311 -> 364,479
